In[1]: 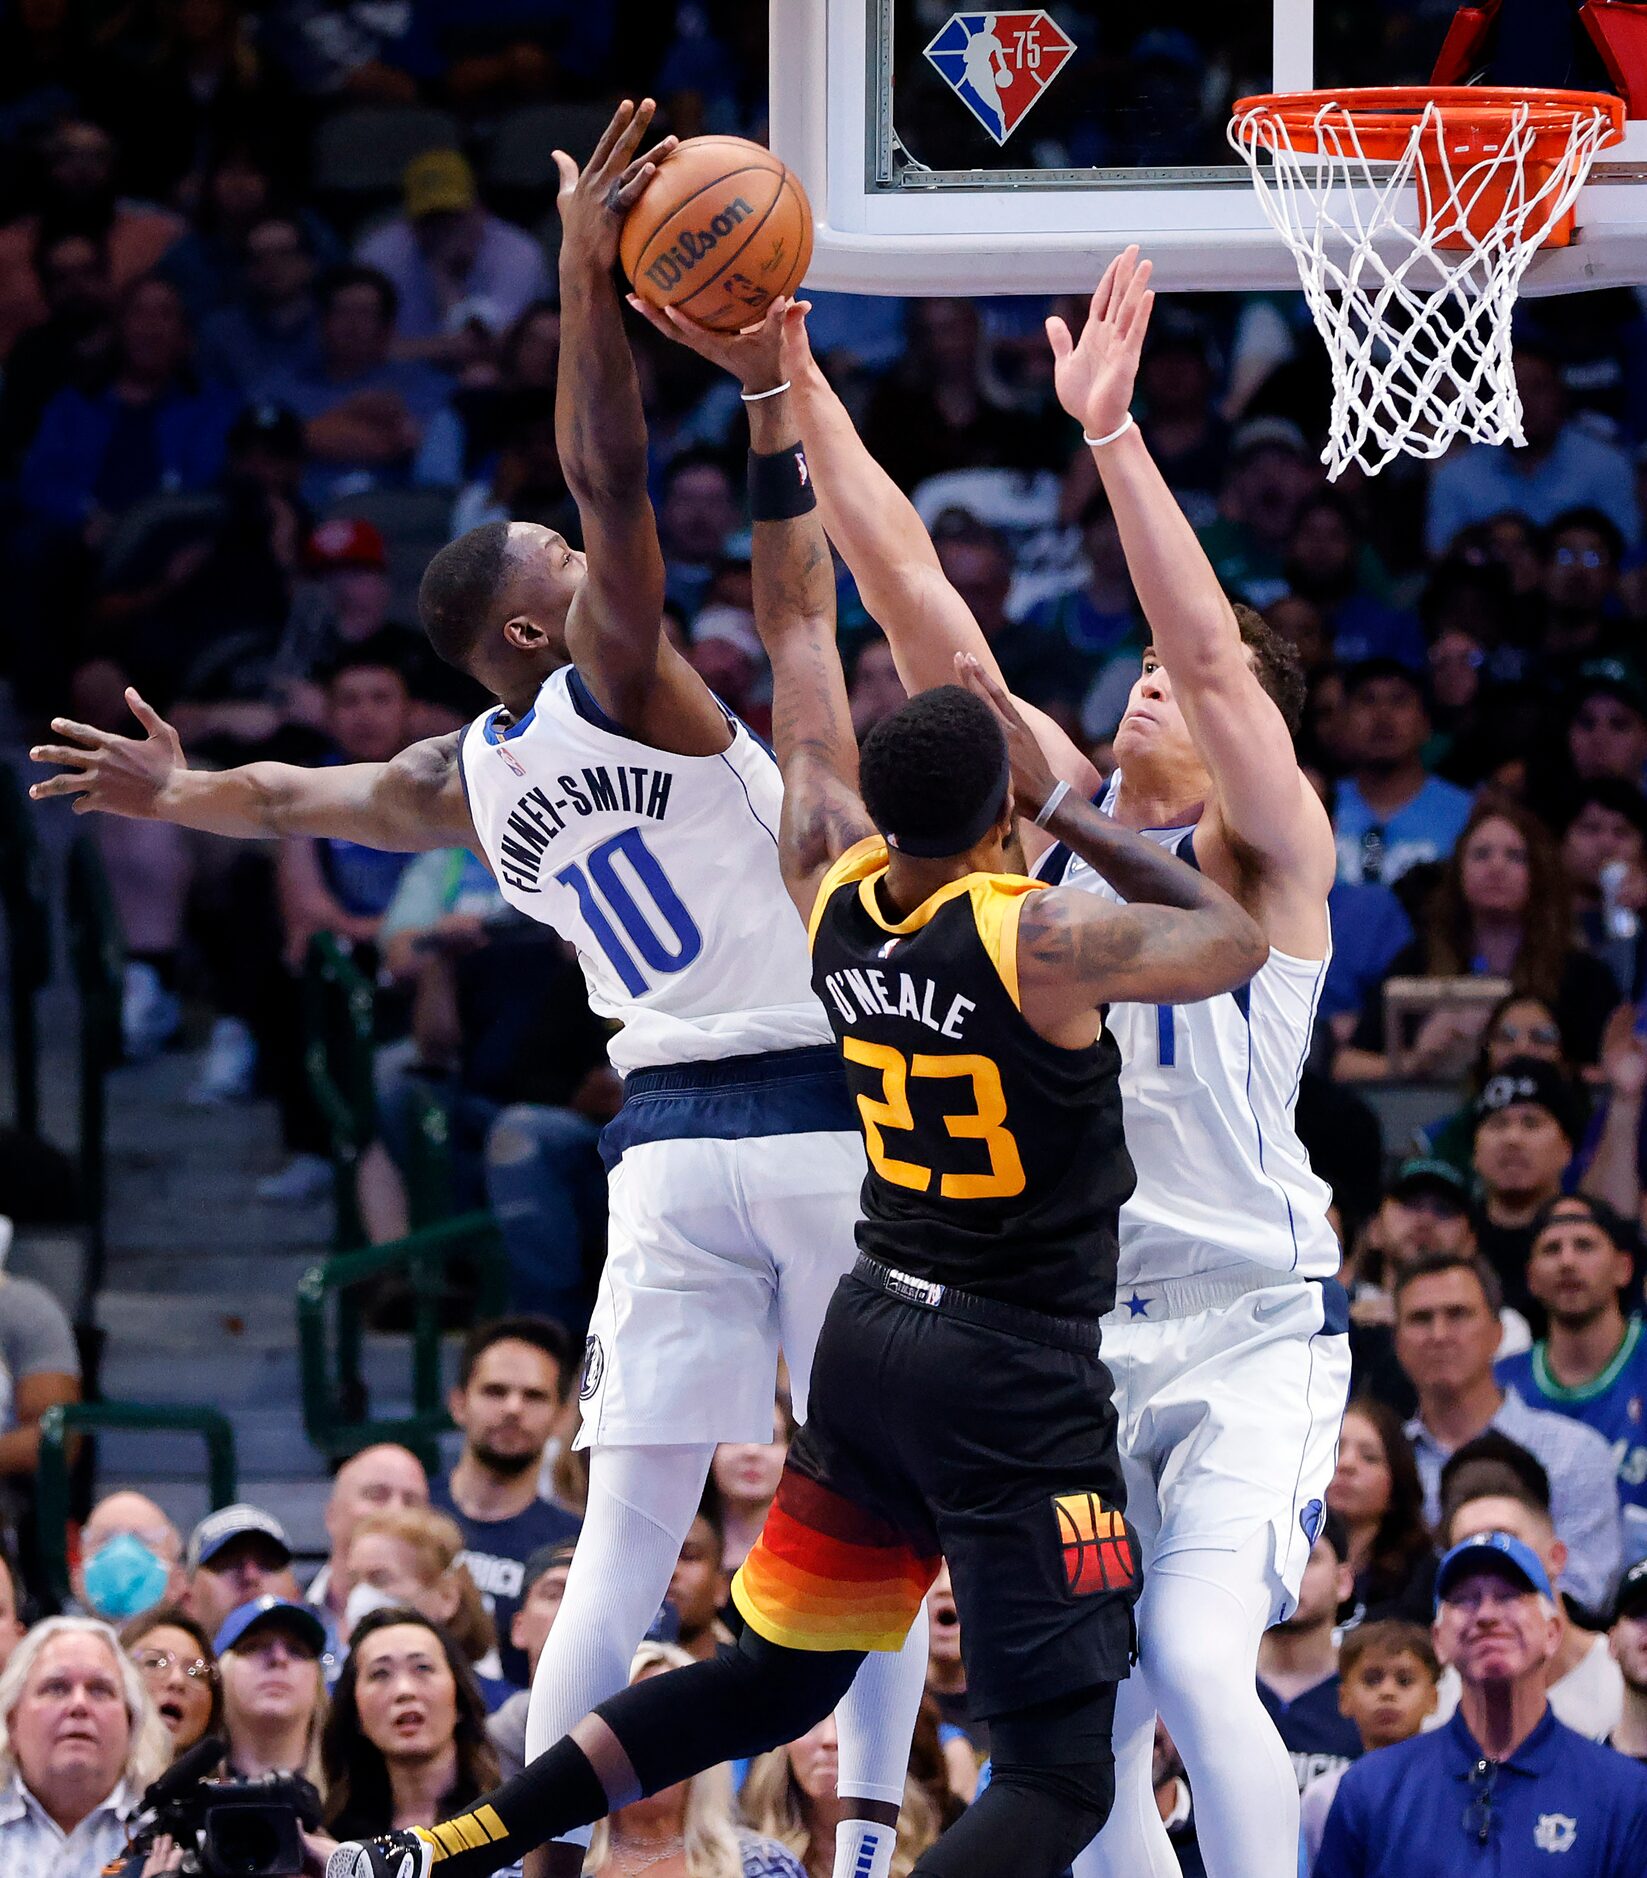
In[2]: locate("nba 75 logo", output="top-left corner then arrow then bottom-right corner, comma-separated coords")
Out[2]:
923,12 -> 1075,147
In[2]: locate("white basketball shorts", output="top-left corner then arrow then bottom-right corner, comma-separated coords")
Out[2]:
574,1045 -> 865,1451
1101,1267 -> 1352,1620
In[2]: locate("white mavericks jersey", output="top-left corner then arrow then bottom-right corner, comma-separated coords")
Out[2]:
1037,774 -> 1338,1286
459,666 -> 829,1075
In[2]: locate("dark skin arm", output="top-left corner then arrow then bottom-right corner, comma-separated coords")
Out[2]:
957,656 -> 1268,1039
29,687 -> 476,855
627,295 -> 873,920
553,99 -> 728,755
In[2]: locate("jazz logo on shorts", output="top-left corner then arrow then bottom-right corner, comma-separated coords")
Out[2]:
923,12 -> 1075,147
1053,1492 -> 1136,1597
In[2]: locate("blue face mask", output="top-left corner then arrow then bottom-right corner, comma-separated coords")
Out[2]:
82,1532 -> 170,1621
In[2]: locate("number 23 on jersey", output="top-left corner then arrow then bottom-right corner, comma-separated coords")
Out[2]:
843,1038 -> 1026,1200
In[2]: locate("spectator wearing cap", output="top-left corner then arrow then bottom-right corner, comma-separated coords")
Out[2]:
1426,342 -> 1640,559
1396,1251 -> 1623,1610
1258,1513 -> 1364,1793
275,517 -> 427,727
186,1505 -> 301,1639
431,1318 -> 580,1688
1471,1057 -> 1596,1319
1300,1622 -> 1440,1874
307,1445 -> 429,1639
1569,659 -> 1647,789
1611,1559 -> 1647,1760
74,1492 -> 188,1629
1498,1196 -> 1647,1566
1411,993 -> 1572,1179
1436,1477 -> 1626,1741
1317,1530 -> 1647,1875
486,1540 -> 574,1779
1197,416 -> 1321,610
0,1614 -> 170,1876
215,1595 -> 329,1790
199,210 -> 324,396
356,150 -> 550,362
1543,510 -> 1629,670
1330,660 -> 1472,889
258,264 -> 453,507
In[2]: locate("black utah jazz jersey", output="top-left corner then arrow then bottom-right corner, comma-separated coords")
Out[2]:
809,838 -> 1135,1319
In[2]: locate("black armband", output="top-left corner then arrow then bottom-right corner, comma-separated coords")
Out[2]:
748,443 -> 818,522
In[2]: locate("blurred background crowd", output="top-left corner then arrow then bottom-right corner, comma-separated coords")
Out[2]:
2,2 -> 1647,1875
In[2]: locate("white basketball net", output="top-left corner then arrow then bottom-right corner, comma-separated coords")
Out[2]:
1229,96 -> 1617,478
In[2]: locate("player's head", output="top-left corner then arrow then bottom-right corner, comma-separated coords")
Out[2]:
1112,603 -> 1304,788
418,520 -> 586,696
1336,1621 -> 1439,1751
859,685 -> 1015,871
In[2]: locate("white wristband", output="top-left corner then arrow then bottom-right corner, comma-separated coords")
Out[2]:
1034,780 -> 1071,827
1082,413 -> 1135,448
741,381 -> 791,403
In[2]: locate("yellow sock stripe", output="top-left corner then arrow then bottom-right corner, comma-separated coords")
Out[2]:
475,1806 -> 508,1844
447,1814 -> 491,1852
412,1827 -> 445,1864
432,1821 -> 469,1857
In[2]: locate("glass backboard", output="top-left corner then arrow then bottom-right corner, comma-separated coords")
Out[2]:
769,0 -> 1647,294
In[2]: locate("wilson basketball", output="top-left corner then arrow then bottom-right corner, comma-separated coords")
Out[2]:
621,135 -> 812,333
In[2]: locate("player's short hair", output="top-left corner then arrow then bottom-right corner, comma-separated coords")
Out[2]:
419,522 -> 513,672
1233,602 -> 1306,735
1392,1248 -> 1504,1317
858,684 -> 1010,859
457,1314 -> 575,1396
1338,1620 -> 1439,1685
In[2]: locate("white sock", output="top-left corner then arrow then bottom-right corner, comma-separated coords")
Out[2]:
835,1602 -> 930,1809
524,1441 -> 717,1847
832,1818 -> 898,1878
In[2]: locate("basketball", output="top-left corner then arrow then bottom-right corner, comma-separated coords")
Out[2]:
620,135 -> 812,333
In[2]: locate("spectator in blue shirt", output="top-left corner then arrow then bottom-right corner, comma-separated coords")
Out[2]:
1498,1196 -> 1647,1567
1315,1531 -> 1647,1875
1258,1512 -> 1364,1793
1332,661 -> 1473,887
430,1317 -> 581,1689
196,211 -> 323,397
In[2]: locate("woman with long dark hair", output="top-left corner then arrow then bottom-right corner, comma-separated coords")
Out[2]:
322,1609 -> 499,1844
1342,798 -> 1620,1076
121,1605 -> 221,1761
1325,1399 -> 1434,1621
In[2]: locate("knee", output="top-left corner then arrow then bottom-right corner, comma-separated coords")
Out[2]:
489,1103 -> 593,1168
735,1632 -> 861,1741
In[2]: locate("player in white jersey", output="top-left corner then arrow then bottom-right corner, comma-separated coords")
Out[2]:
776,254 -> 1350,1878
30,98 -> 925,1878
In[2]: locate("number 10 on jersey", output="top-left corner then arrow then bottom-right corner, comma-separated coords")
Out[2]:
554,827 -> 702,995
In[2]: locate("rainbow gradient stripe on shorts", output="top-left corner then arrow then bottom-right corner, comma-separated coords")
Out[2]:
732,1468 -> 939,1652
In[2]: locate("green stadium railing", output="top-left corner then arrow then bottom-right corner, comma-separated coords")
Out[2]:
298,1214 -> 508,1473
0,765 -> 50,1140
303,933 -> 378,1253
36,1403 -> 236,1609
65,837 -> 124,1296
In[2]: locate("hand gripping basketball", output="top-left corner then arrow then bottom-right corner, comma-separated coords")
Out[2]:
554,98 -> 679,273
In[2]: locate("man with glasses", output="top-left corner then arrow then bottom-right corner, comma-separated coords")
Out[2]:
1315,1531 -> 1647,1875
1499,1196 -> 1647,1567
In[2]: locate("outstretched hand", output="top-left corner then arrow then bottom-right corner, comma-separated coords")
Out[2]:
1047,245 -> 1154,442
554,98 -> 678,272
955,653 -> 1060,820
625,294 -> 799,393
29,687 -> 188,818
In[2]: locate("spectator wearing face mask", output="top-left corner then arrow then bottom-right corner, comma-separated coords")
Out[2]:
340,1506 -> 503,1704
74,1493 -> 188,1628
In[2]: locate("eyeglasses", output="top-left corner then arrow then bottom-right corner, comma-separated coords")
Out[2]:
1498,1022 -> 1561,1048
131,1648 -> 218,1685
1553,546 -> 1608,569
1462,1757 -> 1499,1847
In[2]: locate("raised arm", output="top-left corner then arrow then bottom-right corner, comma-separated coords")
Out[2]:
780,304 -> 1095,806
1049,249 -> 1334,949
552,100 -> 724,750
30,689 -> 474,853
959,656 -> 1266,1027
627,296 -> 872,919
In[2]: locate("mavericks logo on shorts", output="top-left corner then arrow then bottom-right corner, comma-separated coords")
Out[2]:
580,1334 -> 605,1402
1053,1491 -> 1136,1597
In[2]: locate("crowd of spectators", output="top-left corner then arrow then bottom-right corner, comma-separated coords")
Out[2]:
6,2 -> 1647,1873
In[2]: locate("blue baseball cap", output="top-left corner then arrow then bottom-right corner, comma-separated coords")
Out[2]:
1434,1531 -> 1553,1609
214,1595 -> 328,1658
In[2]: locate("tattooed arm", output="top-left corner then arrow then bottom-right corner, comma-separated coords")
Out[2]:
625,295 -> 874,920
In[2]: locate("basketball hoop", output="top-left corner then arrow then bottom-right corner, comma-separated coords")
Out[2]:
1228,87 -> 1626,479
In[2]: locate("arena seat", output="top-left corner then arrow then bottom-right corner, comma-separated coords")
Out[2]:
484,101 -> 616,197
